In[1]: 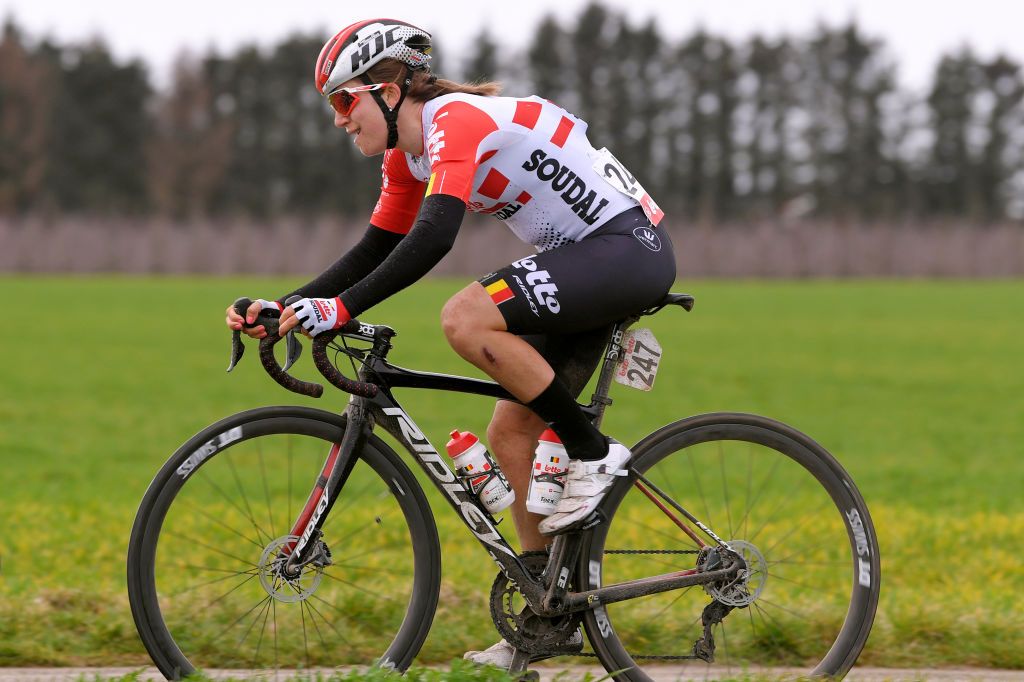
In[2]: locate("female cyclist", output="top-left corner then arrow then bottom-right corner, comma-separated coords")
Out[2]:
224,18 -> 676,665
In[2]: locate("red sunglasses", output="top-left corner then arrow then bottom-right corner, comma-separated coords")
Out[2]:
327,83 -> 388,116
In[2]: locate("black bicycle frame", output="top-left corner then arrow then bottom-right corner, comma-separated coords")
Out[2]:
283,315 -> 741,615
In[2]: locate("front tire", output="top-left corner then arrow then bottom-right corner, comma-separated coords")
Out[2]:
127,406 -> 441,678
580,413 -> 880,680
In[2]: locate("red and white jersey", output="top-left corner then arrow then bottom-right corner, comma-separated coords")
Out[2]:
371,93 -> 649,251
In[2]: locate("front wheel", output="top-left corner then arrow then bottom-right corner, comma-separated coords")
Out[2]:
580,413 -> 880,680
127,406 -> 441,678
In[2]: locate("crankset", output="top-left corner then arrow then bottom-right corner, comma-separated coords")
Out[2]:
489,551 -> 582,657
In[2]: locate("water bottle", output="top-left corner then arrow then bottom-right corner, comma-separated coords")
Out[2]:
445,430 -> 515,514
526,428 -> 569,516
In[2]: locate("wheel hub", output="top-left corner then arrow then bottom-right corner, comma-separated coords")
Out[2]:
258,534 -> 327,603
701,540 -> 768,607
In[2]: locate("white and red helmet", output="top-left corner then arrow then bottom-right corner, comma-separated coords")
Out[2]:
315,19 -> 432,96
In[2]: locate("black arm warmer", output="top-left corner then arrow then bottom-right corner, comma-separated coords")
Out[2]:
278,224 -> 404,304
340,193 -> 466,318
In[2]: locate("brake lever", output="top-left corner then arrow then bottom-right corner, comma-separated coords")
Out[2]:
282,331 -> 302,371
227,297 -> 252,372
228,296 -> 287,372
282,295 -> 302,372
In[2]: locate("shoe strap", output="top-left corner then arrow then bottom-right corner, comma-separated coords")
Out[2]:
579,462 -> 629,476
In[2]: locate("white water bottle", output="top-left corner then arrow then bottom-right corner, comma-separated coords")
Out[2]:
526,428 -> 569,515
445,430 -> 515,514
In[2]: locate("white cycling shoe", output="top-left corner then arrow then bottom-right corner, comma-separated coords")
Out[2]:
537,441 -> 631,536
463,630 -> 584,668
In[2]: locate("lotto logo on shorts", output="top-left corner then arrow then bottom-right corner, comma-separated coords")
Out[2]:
486,279 -> 515,304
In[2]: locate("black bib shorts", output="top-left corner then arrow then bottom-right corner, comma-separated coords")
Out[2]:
479,207 -> 676,396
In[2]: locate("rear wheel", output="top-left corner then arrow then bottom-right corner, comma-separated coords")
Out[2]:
127,406 -> 441,678
580,413 -> 879,680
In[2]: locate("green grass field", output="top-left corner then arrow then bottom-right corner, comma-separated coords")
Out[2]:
1,276 -> 1022,671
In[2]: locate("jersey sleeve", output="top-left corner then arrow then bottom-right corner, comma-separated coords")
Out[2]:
372,149 -> 427,234
424,101 -> 500,203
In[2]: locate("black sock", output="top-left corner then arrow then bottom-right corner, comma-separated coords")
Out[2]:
527,376 -> 608,461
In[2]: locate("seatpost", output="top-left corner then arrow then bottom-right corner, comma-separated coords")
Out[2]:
585,317 -> 639,430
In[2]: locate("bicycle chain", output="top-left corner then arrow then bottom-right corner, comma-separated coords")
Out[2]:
603,549 -> 700,555
576,549 -> 707,661
572,652 -> 703,660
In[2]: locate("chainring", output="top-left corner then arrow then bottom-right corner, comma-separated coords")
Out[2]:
489,551 -> 582,654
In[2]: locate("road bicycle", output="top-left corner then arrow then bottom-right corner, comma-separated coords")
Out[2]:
127,293 -> 880,680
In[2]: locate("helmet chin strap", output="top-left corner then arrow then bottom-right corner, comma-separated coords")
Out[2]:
362,73 -> 412,150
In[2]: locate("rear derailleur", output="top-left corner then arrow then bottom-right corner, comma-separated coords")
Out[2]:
691,545 -> 744,662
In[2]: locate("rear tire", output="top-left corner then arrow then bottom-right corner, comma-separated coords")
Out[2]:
579,413 -> 879,680
127,406 -> 441,678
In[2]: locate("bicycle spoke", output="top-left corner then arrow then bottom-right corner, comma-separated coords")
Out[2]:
170,568 -> 260,598
647,584 -> 697,622
621,510 -> 704,550
250,594 -> 273,667
199,472 -> 270,546
164,529 -> 257,568
305,595 -> 352,647
758,499 -> 834,557
287,437 -> 294,537
765,569 -> 830,594
687,449 -> 714,536
137,419 -> 443,672
302,599 -> 330,649
732,454 -> 784,541
745,471 -> 814,546
326,535 -> 408,565
259,447 -> 276,544
207,572 -> 259,609
227,453 -> 273,545
180,563 -> 260,576
300,597 -> 311,669
169,571 -> 260,631
329,464 -> 380,517
744,445 -> 753,541
328,561 -> 414,578
590,423 -> 874,679
719,442 -> 734,539
327,507 -> 401,547
768,558 -> 849,568
320,570 -> 400,603
181,499 -> 265,550
207,594 -> 270,648
754,596 -> 814,622
272,598 -> 279,672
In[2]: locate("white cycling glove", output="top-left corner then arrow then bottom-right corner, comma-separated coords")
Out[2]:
289,296 -> 350,336
254,298 -> 283,313
242,298 -> 283,325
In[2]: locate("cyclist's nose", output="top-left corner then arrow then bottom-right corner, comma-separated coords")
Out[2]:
334,111 -> 349,128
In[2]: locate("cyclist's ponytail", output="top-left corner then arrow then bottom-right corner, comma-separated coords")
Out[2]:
365,60 -> 502,101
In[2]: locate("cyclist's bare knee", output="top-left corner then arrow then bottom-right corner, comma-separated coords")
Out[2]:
441,283 -> 506,355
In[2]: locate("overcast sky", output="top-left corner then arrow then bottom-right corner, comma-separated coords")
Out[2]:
3,0 -> 1022,91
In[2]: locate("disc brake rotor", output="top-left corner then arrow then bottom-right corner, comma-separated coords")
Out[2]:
703,540 -> 768,607
258,534 -> 325,603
